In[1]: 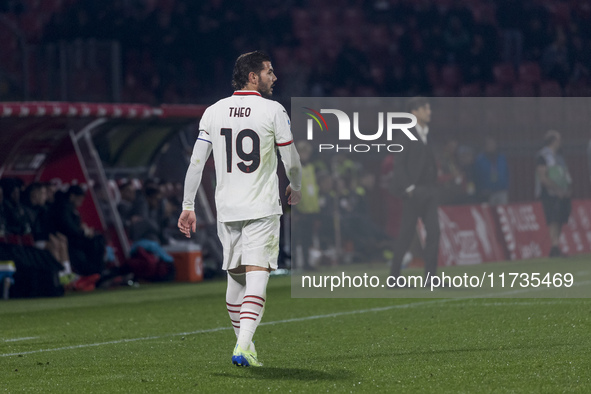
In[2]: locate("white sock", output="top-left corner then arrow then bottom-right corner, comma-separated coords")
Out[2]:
59,261 -> 72,277
237,270 -> 269,351
226,272 -> 246,338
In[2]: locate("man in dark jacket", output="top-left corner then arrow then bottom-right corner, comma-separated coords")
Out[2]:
389,97 -> 440,287
52,185 -> 105,276
0,178 -> 31,236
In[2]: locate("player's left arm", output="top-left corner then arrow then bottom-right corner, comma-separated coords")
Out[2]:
279,143 -> 302,205
274,104 -> 302,205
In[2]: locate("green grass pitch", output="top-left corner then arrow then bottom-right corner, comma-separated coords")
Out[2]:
1,258 -> 591,393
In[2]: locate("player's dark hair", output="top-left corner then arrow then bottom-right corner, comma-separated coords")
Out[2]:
232,51 -> 271,90
406,97 -> 430,113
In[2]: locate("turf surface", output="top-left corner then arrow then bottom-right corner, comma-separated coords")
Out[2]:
1,258 -> 591,393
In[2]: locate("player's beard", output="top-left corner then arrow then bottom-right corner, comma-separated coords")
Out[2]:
258,82 -> 274,98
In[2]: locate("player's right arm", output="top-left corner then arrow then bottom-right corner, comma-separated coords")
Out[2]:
179,130 -> 213,237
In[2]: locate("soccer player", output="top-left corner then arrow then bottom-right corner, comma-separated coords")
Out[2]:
536,130 -> 572,257
178,51 -> 302,367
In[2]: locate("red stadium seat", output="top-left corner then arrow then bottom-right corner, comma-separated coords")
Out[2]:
519,62 -> 542,85
343,7 -> 365,27
564,81 -> 591,97
158,0 -> 176,13
441,65 -> 462,89
472,3 -> 497,25
272,47 -> 291,69
317,27 -> 339,47
368,25 -> 390,50
425,63 -> 439,87
493,63 -> 516,87
39,0 -> 63,13
539,80 -> 563,96
355,85 -> 377,97
459,83 -> 482,97
323,43 -> 341,63
512,82 -> 536,97
317,8 -> 339,28
292,9 -> 312,32
433,84 -> 456,97
295,46 -> 315,68
19,13 -> 44,39
547,2 -> 571,24
433,0 -> 453,7
485,83 -> 504,97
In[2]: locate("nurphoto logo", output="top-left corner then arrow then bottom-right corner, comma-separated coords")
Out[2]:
303,107 -> 418,153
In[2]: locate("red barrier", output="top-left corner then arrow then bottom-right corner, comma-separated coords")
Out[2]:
559,199 -> 591,255
0,102 -> 156,118
436,205 -> 506,266
494,202 -> 551,260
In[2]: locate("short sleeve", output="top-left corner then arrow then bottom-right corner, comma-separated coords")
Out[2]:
536,154 -> 547,167
273,103 -> 294,147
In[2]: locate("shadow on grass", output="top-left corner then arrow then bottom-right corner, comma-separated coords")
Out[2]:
212,367 -> 350,381
310,342 -> 574,363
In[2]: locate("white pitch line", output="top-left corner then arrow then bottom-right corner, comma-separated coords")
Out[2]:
0,299 -> 447,358
3,336 -> 39,343
1,283 -> 589,358
443,301 -> 566,307
471,278 -> 591,298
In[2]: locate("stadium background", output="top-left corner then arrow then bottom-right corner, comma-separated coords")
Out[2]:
2,0 -> 591,275
1,0 -> 591,278
1,1 -> 591,392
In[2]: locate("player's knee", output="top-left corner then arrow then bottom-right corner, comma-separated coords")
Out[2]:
229,266 -> 247,274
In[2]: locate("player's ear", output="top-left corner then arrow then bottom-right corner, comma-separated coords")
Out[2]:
248,71 -> 258,84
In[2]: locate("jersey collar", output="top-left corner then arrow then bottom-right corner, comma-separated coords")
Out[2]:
233,90 -> 262,97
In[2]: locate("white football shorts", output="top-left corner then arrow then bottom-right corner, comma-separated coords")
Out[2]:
217,214 -> 281,271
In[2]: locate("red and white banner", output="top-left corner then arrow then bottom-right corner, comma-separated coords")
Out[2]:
0,102 -> 206,119
410,200 -> 590,267
559,199 -> 591,255
435,205 -> 506,266
495,202 -> 551,260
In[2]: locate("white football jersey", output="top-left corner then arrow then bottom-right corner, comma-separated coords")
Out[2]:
197,90 -> 294,222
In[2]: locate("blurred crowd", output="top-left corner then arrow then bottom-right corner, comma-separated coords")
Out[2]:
0,128 -> 575,290
0,176 -> 202,297
290,135 -> 510,269
115,178 -> 182,244
1,0 -> 591,102
114,177 -> 222,265
0,179 -> 112,297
